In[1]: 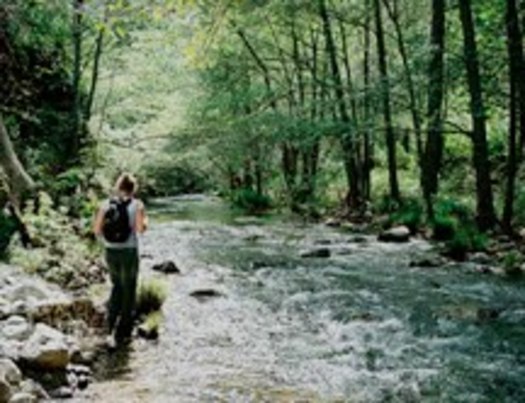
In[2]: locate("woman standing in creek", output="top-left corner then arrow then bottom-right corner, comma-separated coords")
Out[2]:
93,173 -> 148,347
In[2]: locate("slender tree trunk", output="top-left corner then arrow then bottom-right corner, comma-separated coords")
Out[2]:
84,3 -> 108,121
319,0 -> 362,209
503,0 -> 524,231
363,0 -> 372,201
382,0 -> 423,162
72,0 -> 84,156
0,114 -> 34,205
422,0 -> 446,219
374,0 -> 400,202
458,0 -> 496,230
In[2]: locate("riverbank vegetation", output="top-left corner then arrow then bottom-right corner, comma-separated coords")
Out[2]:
2,1 -> 525,264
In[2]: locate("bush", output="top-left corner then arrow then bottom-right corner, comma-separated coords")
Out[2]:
432,214 -> 457,241
136,279 -> 168,318
8,192 -> 99,287
231,188 -> 272,212
503,251 -> 524,276
444,227 -> 487,261
388,198 -> 423,233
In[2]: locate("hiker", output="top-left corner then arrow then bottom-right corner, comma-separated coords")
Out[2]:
93,173 -> 148,345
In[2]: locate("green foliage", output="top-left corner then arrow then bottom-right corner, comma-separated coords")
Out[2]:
136,278 -> 168,318
388,198 -> 423,233
502,251 -> 524,277
142,162 -> 210,197
8,192 -> 99,287
231,188 -> 272,213
432,198 -> 475,241
444,226 -> 487,261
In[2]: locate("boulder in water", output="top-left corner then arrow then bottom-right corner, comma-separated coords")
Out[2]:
152,261 -> 181,274
409,255 -> 447,268
189,289 -> 224,300
300,248 -> 331,258
378,226 -> 410,243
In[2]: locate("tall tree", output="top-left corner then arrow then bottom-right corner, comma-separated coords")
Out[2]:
72,0 -> 84,156
373,0 -> 400,202
503,0 -> 525,231
458,0 -> 496,230
319,0 -> 362,209
422,0 -> 446,218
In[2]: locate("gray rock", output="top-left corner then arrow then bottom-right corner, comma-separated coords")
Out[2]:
50,386 -> 73,399
1,316 -> 33,341
20,379 -> 49,400
0,376 -> 12,403
8,392 -> 36,403
151,261 -> 180,274
469,252 -> 492,265
21,324 -> 70,370
378,226 -> 411,243
300,248 -> 331,258
189,289 -> 224,300
0,359 -> 22,385
410,256 -> 446,268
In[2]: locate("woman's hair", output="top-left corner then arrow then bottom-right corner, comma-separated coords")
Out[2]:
115,173 -> 138,195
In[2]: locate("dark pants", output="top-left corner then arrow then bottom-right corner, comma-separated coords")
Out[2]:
105,248 -> 139,341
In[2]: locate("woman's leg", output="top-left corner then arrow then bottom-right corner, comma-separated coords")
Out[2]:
106,249 -> 124,334
115,248 -> 139,342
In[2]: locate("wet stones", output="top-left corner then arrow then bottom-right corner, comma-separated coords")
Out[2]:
409,255 -> 447,268
378,226 -> 411,243
299,248 -> 331,259
152,261 -> 181,274
189,289 -> 224,300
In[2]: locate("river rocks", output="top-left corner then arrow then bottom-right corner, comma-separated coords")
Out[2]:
469,252 -> 492,265
0,359 -> 23,403
378,226 -> 410,243
19,380 -> 49,401
0,377 -> 12,403
300,248 -> 331,259
409,255 -> 447,268
21,324 -> 70,370
49,386 -> 73,399
152,261 -> 181,274
0,359 -> 22,386
1,316 -> 32,342
189,289 -> 224,300
8,392 -> 37,403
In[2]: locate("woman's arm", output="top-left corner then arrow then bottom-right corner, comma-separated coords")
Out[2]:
93,206 -> 105,236
136,200 -> 148,233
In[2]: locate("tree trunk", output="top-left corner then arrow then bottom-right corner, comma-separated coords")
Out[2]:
318,0 -> 362,209
503,0 -> 524,231
72,0 -> 84,156
374,0 -> 400,202
363,0 -> 372,200
382,0 -> 423,162
422,0 -> 446,219
0,114 -> 35,205
458,0 -> 496,230
84,3 -> 107,122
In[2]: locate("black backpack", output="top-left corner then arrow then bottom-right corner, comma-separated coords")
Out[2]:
102,198 -> 132,243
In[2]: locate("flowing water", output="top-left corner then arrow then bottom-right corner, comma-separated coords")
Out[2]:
75,196 -> 525,402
